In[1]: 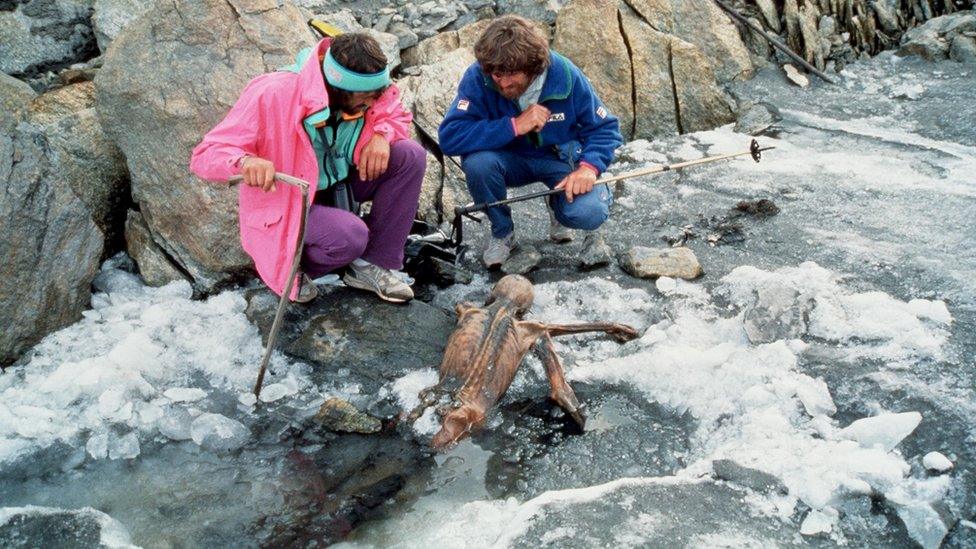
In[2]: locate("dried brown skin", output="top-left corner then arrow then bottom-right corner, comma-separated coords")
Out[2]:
421,275 -> 639,450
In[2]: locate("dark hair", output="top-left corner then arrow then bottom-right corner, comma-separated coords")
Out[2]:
326,33 -> 388,112
330,33 -> 387,73
474,15 -> 550,77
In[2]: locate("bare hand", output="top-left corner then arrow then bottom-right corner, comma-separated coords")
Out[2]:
554,166 -> 597,203
514,104 -> 551,136
241,156 -> 276,192
359,134 -> 390,181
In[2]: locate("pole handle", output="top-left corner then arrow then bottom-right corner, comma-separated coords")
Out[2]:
228,172 -> 310,191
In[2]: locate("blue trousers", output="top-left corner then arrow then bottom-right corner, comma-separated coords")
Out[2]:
461,149 -> 612,239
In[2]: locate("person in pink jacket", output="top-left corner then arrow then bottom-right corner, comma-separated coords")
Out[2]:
191,33 -> 425,303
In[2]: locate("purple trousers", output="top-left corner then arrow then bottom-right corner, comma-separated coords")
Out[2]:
301,139 -> 426,278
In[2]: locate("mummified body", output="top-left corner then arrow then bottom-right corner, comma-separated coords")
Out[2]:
418,275 -> 638,449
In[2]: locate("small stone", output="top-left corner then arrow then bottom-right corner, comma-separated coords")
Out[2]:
783,64 -> 810,88
502,244 -> 541,275
315,398 -> 382,434
922,451 -> 953,472
619,246 -> 703,280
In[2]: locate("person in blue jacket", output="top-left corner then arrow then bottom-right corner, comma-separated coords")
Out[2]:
438,15 -> 623,268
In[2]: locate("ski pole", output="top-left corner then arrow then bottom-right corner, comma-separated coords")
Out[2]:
228,172 -> 311,399
454,138 -> 774,221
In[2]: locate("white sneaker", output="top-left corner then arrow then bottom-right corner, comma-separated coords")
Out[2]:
548,205 -> 574,243
483,232 -> 515,269
343,261 -> 414,303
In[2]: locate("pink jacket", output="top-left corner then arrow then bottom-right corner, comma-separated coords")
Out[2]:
190,38 -> 412,298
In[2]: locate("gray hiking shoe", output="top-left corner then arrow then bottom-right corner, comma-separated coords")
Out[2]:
579,230 -> 612,269
343,261 -> 414,303
483,232 -> 515,269
293,274 -> 319,304
548,205 -> 574,243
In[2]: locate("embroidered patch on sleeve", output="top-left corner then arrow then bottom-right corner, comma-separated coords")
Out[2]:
596,106 -> 607,119
457,99 -> 470,111
548,113 -> 566,121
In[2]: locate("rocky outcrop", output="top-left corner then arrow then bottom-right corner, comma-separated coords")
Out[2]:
0,0 -> 98,78
0,74 -> 127,366
899,11 -> 976,63
95,0 -> 312,293
553,0 -> 635,137
553,0 -> 739,139
736,0 -> 970,72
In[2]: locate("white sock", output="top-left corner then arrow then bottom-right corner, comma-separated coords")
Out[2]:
352,258 -> 370,268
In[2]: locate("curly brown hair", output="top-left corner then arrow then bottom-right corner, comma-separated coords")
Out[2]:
473,15 -> 550,77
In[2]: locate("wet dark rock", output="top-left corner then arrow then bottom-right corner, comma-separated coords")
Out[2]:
480,384 -> 692,499
244,286 -> 454,398
513,479 -> 802,546
0,507 -> 132,548
254,434 -> 428,547
619,246 -> 703,280
316,398 -> 383,434
502,244 -> 542,275
712,459 -> 789,494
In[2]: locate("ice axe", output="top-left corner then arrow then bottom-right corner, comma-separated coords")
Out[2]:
228,172 -> 311,399
450,138 -> 775,248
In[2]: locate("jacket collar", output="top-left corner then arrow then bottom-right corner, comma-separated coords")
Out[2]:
297,38 -> 332,116
479,51 -> 573,103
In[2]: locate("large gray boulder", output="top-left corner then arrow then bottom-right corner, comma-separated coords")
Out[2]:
0,75 -> 113,366
625,0 -> 754,83
899,11 -> 976,63
556,0 -> 735,139
91,0 -> 154,52
0,0 -> 98,77
95,0 -> 313,293
552,0 -> 635,138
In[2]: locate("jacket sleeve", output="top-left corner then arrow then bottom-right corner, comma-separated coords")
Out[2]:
438,66 -> 518,156
369,84 -> 413,143
189,78 -> 266,183
571,73 -> 623,175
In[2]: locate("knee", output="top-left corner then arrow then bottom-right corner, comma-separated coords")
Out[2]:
327,217 -> 369,263
461,151 -> 503,183
390,139 -> 426,171
554,191 -> 611,231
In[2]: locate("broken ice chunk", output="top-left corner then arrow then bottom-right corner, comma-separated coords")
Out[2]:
800,507 -> 838,536
190,413 -> 249,452
163,388 -> 207,403
795,378 -> 837,417
108,432 -> 140,460
922,452 -> 953,472
258,383 -> 293,403
839,411 -> 922,451
86,433 -> 108,459
157,407 -> 194,441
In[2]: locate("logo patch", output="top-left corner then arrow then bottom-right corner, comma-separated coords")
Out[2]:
548,112 -> 566,122
457,99 -> 470,111
596,106 -> 607,119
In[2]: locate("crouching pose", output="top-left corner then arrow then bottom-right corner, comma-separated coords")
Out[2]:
191,33 -> 425,302
438,15 -> 623,268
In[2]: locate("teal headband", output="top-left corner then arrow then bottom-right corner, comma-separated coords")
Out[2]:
322,49 -> 391,92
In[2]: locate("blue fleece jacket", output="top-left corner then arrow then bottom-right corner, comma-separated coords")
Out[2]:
438,52 -> 623,174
